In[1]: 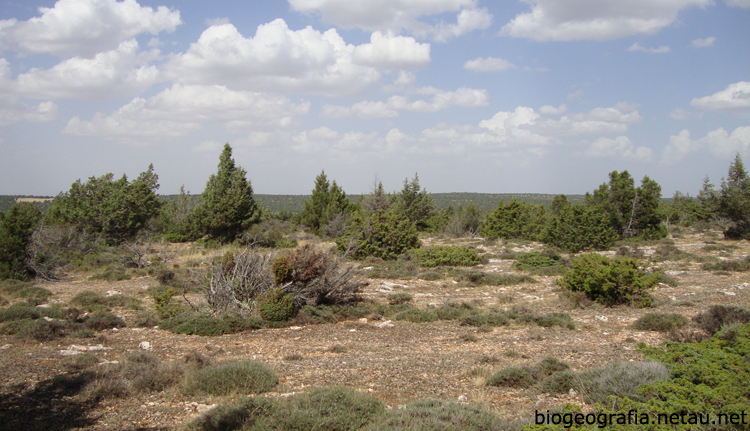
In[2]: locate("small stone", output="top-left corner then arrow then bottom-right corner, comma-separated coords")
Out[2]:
289,326 -> 303,331
375,320 -> 395,328
569,389 -> 578,397
139,341 -> 152,351
723,291 -> 737,296
105,290 -> 121,296
458,395 -> 468,402
595,315 -> 608,322
358,318 -> 368,323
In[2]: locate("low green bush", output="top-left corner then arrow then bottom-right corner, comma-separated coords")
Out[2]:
692,305 -> 750,335
83,311 -> 126,331
701,256 -> 750,272
454,270 -> 536,286
363,399 -> 510,431
632,313 -> 689,332
386,292 -> 413,305
159,313 -> 232,336
558,254 -> 657,307
183,360 -> 278,396
435,301 -> 476,321
514,251 -> 559,270
487,357 -> 569,388
392,307 -> 437,323
410,246 -> 481,267
258,288 -> 296,321
535,312 -> 575,329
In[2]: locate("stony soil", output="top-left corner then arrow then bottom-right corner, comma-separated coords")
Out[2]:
1,231 -> 749,431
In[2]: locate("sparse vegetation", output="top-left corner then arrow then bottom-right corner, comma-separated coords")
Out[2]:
182,360 -> 278,396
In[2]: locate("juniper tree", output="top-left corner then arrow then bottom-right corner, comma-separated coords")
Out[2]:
719,154 -> 750,239
0,202 -> 42,279
194,143 -> 260,242
48,164 -> 160,244
300,170 -> 354,235
393,173 -> 436,231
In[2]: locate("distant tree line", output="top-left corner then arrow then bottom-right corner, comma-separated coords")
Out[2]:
1,143 -> 749,280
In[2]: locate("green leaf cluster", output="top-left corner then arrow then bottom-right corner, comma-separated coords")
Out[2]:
48,165 -> 160,244
299,170 -> 354,235
479,198 -> 547,241
0,203 -> 42,279
337,209 -> 419,260
559,254 -> 657,307
194,144 -> 260,242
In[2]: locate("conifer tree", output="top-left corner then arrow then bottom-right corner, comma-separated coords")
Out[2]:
393,173 -> 436,231
194,143 -> 259,242
300,170 -> 354,235
719,153 -> 750,239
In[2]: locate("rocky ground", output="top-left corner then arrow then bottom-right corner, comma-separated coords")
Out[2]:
1,230 -> 748,430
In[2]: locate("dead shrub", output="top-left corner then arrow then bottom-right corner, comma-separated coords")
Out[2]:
204,250 -> 274,314
272,245 -> 365,307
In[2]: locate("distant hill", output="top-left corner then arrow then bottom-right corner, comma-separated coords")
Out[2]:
0,193 -> 588,214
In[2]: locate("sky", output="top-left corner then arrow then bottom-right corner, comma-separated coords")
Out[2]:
0,0 -> 749,197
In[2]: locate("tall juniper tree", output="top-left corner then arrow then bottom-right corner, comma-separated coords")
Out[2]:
194,143 -> 260,242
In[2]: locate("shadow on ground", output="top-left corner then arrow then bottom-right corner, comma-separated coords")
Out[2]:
0,372 -> 98,431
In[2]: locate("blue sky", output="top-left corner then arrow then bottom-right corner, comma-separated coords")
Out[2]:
1,0 -> 748,197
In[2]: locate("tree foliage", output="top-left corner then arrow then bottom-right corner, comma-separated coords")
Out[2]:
480,199 -> 547,241
719,154 -> 750,239
300,170 -> 355,235
585,171 -> 666,239
541,202 -> 618,253
48,164 -> 160,244
392,173 -> 436,231
337,209 -> 420,260
194,144 -> 260,242
0,203 -> 42,279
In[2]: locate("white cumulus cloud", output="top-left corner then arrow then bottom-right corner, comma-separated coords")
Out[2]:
63,84 -> 309,143
163,20 -> 382,97
691,36 -> 716,48
15,39 -> 159,100
321,87 -> 488,119
585,136 -> 653,162
0,0 -> 181,57
690,81 -> 750,113
501,0 -> 712,41
627,43 -> 671,54
288,0 -> 491,41
661,126 -> 750,163
463,57 -> 517,72
352,32 -> 430,69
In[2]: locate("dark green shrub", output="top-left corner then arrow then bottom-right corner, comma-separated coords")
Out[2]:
0,302 -> 41,322
135,312 -> 159,327
159,313 -> 232,336
88,268 -> 131,281
633,313 -> 689,332
363,399 -> 506,431
188,397 -> 276,431
183,360 -> 278,395
258,288 -> 296,321
480,199 -> 547,241
83,311 -> 126,331
574,361 -> 670,404
486,365 -> 536,388
386,292 -> 413,305
410,246 -> 481,267
435,301 -> 476,321
460,333 -> 478,342
0,202 -> 42,280
540,203 -> 618,252
17,285 -> 52,305
535,313 -> 575,329
514,251 -> 559,270
416,271 -> 443,280
558,254 -> 657,306
337,209 -> 420,260
393,307 -> 437,323
273,387 -> 384,431
701,256 -> 750,272
151,286 -> 183,318
692,305 -> 750,335
454,270 -> 536,286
